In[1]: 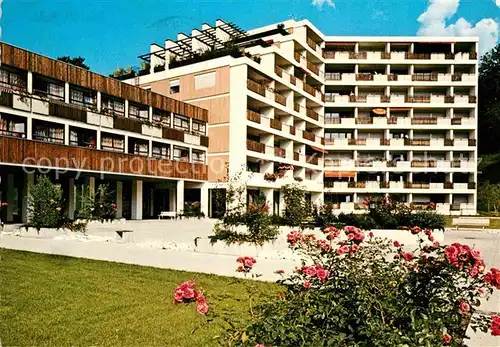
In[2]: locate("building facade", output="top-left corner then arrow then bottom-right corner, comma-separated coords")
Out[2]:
0,42 -> 209,222
129,19 -> 478,216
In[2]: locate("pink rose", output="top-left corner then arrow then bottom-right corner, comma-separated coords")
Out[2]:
402,252 -> 414,262
410,226 -> 421,234
304,267 -> 317,276
182,287 -> 195,299
196,297 -> 209,315
244,258 -> 254,268
351,244 -> 359,253
459,300 -> 470,313
316,269 -> 329,282
336,245 -> 349,256
303,281 -> 312,289
443,334 -> 452,344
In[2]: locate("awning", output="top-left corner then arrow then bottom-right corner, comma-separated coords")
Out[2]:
372,108 -> 387,115
325,171 -> 356,178
311,145 -> 328,154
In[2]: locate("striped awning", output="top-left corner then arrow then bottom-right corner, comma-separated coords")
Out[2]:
325,171 -> 356,178
311,145 -> 328,154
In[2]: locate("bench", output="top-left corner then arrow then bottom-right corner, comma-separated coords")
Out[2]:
158,211 -> 177,220
452,217 -> 490,229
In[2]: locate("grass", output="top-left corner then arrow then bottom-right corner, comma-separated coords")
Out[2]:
0,249 -> 280,346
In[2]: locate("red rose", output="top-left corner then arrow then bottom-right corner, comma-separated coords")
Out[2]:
393,241 -> 401,248
351,244 -> 359,253
490,315 -> 500,336
336,245 -> 350,256
402,252 -> 414,262
459,300 -> 470,313
244,258 -> 254,268
275,269 -> 285,274
369,232 -> 374,237
316,269 -> 329,282
304,266 -> 317,276
410,226 -> 421,234
303,281 -> 312,289
196,297 -> 209,315
443,334 -> 452,344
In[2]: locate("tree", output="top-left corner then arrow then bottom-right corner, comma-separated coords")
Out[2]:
281,183 -> 310,228
57,56 -> 90,70
478,44 -> 500,154
27,175 -> 65,231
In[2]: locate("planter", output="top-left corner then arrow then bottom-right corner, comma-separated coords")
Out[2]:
183,133 -> 200,146
12,95 -> 31,112
32,98 -> 49,115
141,124 -> 162,138
87,112 -> 114,128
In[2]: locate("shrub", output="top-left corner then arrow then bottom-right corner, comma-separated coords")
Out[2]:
183,201 -> 204,218
281,184 -> 310,228
234,227 -> 497,346
77,184 -> 117,222
27,176 -> 65,231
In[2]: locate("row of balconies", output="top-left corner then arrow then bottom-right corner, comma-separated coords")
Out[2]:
246,139 -> 321,166
324,181 -> 476,190
246,110 -> 324,145
0,92 -> 209,147
322,51 -> 477,61
325,72 -> 476,83
321,201 -> 475,214
324,138 -> 476,147
324,159 -> 476,170
325,116 -> 475,127
268,70 -> 324,103
324,94 -> 476,104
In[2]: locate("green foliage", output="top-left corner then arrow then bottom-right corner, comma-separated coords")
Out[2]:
183,201 -> 205,218
315,196 -> 445,230
281,184 -> 310,228
479,43 -> 500,154
233,227 -> 494,346
27,176 -> 65,231
57,56 -> 90,70
477,181 -> 500,212
77,184 -> 117,222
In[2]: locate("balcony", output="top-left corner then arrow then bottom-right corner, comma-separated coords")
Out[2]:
247,79 -> 266,96
247,109 -> 261,123
0,136 -> 207,180
270,118 -> 282,131
274,147 -> 286,158
411,160 -> 436,168
247,139 -> 265,153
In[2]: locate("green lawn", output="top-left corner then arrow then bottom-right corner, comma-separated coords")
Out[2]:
0,249 -> 280,346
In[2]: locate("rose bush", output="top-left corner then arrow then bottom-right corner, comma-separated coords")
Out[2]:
173,280 -> 208,315
232,226 -> 498,346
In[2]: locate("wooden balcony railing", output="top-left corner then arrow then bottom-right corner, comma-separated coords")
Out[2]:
306,108 -> 319,121
293,152 -> 299,161
162,127 -> 184,142
388,117 -> 398,124
356,73 -> 373,81
290,126 -> 296,135
406,95 -> 431,103
275,66 -> 283,77
381,95 -> 390,103
381,52 -> 391,59
114,116 -> 142,133
270,118 -> 282,131
405,182 -> 431,189
303,83 -> 316,96
247,79 -> 266,96
307,61 -> 320,75
275,93 -> 286,106
445,96 -> 455,103
290,75 -> 296,85
412,73 -> 438,81
411,117 -> 437,125
0,136 -> 207,180
355,117 -> 372,124
49,101 -> 87,123
348,182 -> 366,188
246,109 -> 261,123
349,52 -> 367,59
200,135 -> 209,148
302,131 -> 315,142
348,139 -> 367,145
411,160 -> 436,168
349,95 -> 367,103
0,92 -> 13,107
246,140 -> 265,153
451,118 -> 462,125
325,72 -> 342,81
306,37 -> 318,51
294,103 -> 300,113
405,139 -> 430,146
405,53 -> 431,60
274,147 -> 286,158
294,52 -> 301,62
323,51 -> 335,59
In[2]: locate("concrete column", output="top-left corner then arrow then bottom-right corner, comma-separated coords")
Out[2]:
67,178 -> 75,220
26,117 -> 32,140
149,106 -> 153,122
176,180 -> 185,214
169,186 -> 176,212
96,131 -> 101,150
6,174 -> 15,222
64,124 -> 70,145
148,140 -> 153,157
27,71 -> 33,94
97,91 -> 102,112
131,180 -> 143,220
85,177 -> 96,196
22,172 -> 35,223
116,181 -> 123,219
64,82 -> 70,103
278,190 -> 286,216
124,100 -> 129,118
124,136 -> 129,154
200,183 -> 209,217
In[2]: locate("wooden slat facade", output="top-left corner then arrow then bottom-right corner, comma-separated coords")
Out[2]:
0,42 -> 208,122
0,136 -> 207,181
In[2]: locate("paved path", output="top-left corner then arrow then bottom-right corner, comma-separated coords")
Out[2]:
1,222 -> 500,346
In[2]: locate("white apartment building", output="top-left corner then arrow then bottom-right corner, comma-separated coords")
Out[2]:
128,19 -> 478,216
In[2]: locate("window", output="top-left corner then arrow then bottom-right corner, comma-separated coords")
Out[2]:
170,79 -> 180,94
103,98 -> 125,116
101,134 -> 124,153
0,113 -> 26,138
152,143 -> 170,159
0,69 -> 25,90
33,121 -> 64,144
153,110 -> 170,127
192,150 -> 206,163
173,146 -> 189,162
192,121 -> 206,135
173,115 -> 189,131
194,71 -> 216,90
131,140 -> 148,156
129,104 -> 149,120
47,83 -> 65,100
69,128 -> 97,148
70,88 -> 95,107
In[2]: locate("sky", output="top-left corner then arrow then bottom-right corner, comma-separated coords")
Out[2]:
2,0 -> 499,76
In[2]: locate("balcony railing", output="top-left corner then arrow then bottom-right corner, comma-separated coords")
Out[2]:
247,109 -> 261,123
247,79 -> 266,96
356,73 -> 373,81
294,103 -> 300,113
275,66 -> 283,77
275,93 -> 286,106
406,95 -> 431,103
349,52 -> 367,59
412,73 -> 438,82
274,147 -> 286,158
306,154 -> 319,165
411,160 -> 436,168
307,61 -> 320,76
246,139 -> 265,153
306,108 -> 319,121
270,118 -> 282,131
412,117 -> 437,125
303,131 -> 316,142
405,139 -> 430,146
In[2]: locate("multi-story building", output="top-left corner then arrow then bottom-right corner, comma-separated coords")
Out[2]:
130,19 -> 478,216
0,42 -> 209,222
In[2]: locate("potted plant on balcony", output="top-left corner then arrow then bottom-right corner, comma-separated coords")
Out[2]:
264,173 -> 277,182
138,62 -> 150,76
